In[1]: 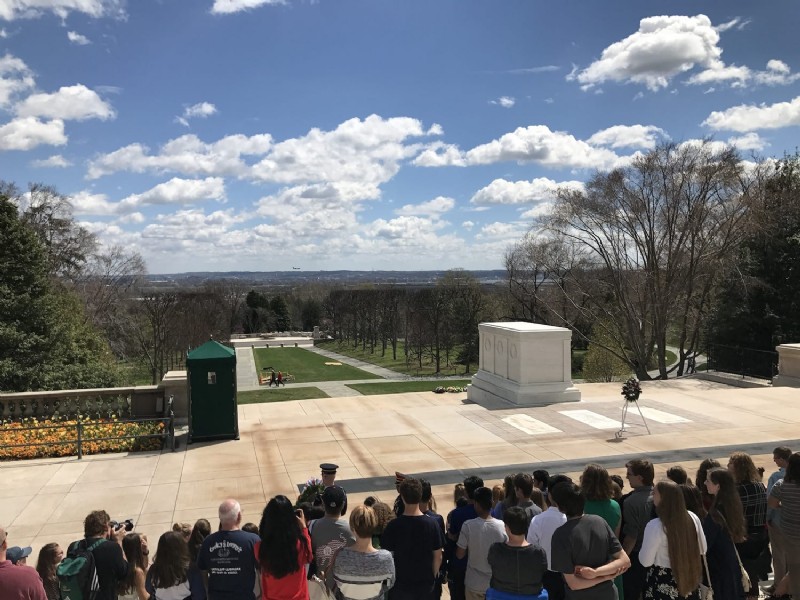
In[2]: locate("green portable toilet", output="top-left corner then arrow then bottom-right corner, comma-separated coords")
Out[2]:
187,340 -> 238,443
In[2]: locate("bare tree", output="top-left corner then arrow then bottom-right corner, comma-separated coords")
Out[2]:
507,141 -> 756,379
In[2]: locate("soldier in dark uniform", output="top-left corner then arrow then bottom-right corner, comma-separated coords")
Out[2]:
313,462 -> 347,516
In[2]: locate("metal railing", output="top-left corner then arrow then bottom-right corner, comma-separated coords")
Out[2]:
0,397 -> 176,460
706,343 -> 779,380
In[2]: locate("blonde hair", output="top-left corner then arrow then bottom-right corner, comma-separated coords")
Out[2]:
349,504 -> 378,538
172,522 -> 191,539
656,480 -> 702,596
728,452 -> 760,484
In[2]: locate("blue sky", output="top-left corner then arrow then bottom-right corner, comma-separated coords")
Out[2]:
2,1 -> 799,274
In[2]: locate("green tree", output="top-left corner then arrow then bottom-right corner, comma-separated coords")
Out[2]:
582,323 -> 631,382
270,295 -> 292,331
0,196 -> 118,391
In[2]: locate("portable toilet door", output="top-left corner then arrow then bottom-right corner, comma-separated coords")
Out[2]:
186,340 -> 238,443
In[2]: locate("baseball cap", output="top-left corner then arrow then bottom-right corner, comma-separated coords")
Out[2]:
7,546 -> 32,564
321,485 -> 346,510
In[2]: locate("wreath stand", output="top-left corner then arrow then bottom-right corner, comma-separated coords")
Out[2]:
615,397 -> 651,439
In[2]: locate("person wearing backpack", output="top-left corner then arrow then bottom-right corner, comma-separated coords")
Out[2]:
59,510 -> 129,600
0,524 -> 48,600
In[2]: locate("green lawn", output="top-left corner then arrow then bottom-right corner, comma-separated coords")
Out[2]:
253,347 -> 381,383
315,340 -> 469,376
238,387 -> 330,404
117,360 -> 155,386
346,379 -> 472,395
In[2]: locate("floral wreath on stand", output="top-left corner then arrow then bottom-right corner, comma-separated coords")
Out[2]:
621,378 -> 642,402
296,477 -> 325,507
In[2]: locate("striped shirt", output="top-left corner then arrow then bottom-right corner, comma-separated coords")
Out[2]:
770,479 -> 800,539
332,547 -> 395,600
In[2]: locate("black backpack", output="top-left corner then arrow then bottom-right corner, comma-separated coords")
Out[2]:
57,538 -> 105,600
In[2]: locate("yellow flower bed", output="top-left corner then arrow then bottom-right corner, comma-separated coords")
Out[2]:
0,416 -> 165,460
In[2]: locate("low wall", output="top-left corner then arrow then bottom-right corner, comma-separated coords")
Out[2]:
774,343 -> 800,388
0,386 -> 165,420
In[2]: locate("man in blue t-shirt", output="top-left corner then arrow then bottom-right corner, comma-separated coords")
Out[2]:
446,475 -> 483,600
198,499 -> 261,600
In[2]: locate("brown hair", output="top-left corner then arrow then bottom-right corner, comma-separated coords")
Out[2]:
655,481 -> 702,596
708,468 -> 747,543
453,484 -> 467,504
728,452 -> 760,484
581,463 -> 614,501
626,459 -> 655,486
349,505 -> 378,538
172,522 -> 191,538
491,485 -> 504,506
531,488 -> 546,512
773,446 -> 793,461
35,543 -> 61,584
84,510 -> 111,538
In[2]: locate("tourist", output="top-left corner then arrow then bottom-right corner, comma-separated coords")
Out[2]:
533,470 -> 550,500
381,477 -> 445,600
420,479 -> 445,599
0,525 -> 47,600
488,506 -> 547,597
332,504 -> 396,600
309,485 -> 355,577
512,473 -> 543,527
363,497 -> 395,549
35,543 -> 63,600
119,533 -> 149,600
527,474 -> 570,600
621,459 -> 654,600
666,466 -> 690,486
453,484 -> 468,508
768,451 -> 800,599
550,482 -> 630,600
188,519 -> 211,564
173,523 -> 192,541
728,451 -> 769,595
446,475 -> 483,600
490,475 -> 516,519
766,446 -> 792,597
197,499 -> 261,600
146,531 -> 204,600
581,463 -> 623,598
73,510 -> 129,600
256,495 -> 312,600
704,468 -> 747,599
242,523 -> 259,535
456,486 -> 508,600
7,545 -> 32,565
695,459 -> 722,510
639,480 -> 706,599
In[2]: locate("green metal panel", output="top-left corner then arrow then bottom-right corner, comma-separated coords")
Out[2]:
187,341 -> 238,442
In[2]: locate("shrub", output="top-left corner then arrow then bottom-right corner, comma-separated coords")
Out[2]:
0,416 -> 165,460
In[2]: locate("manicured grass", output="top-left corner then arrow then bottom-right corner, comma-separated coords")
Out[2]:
117,360 -> 156,386
253,347 -> 381,383
315,340 -> 469,376
346,379 -> 472,395
237,387 -> 330,404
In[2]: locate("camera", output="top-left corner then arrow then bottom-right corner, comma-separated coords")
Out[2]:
111,519 -> 134,532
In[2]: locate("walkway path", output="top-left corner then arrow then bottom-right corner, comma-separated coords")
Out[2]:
235,347 -> 259,388
305,345 -> 405,379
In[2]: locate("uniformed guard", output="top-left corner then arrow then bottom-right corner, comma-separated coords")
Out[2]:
314,462 -> 348,515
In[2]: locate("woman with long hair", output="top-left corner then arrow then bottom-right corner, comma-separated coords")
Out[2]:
187,518 -> 211,563
35,543 -> 63,600
639,480 -> 706,599
728,451 -> 768,596
257,494 -> 313,600
580,463 -> 623,598
768,452 -> 800,599
491,474 -> 517,519
119,533 -> 149,600
332,505 -> 395,600
696,458 -> 722,510
704,467 -> 747,599
146,531 -> 204,600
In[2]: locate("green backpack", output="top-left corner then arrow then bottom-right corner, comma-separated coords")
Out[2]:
56,538 -> 105,600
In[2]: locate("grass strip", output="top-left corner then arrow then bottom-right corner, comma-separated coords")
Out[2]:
346,379 -> 472,396
237,387 -> 330,404
253,347 -> 381,382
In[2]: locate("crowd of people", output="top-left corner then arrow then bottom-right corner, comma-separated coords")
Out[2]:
2,447 -> 800,600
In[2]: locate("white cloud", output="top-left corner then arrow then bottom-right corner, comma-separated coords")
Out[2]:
544,97 -> 554,104
0,28 -> 7,38
490,96 -> 516,108
413,143 -> 468,167
211,0 -> 285,14
727,132 -> 768,151
87,132 -> 273,179
587,124 -> 668,149
753,60 -> 800,86
67,31 -> 91,45
520,202 -> 556,220
461,220 -> 474,230
72,177 -> 227,215
371,215 -> 447,240
31,154 -> 72,168
476,221 -> 526,240
505,65 -> 560,75
0,53 -> 35,106
464,125 -> 622,170
703,96 -> 800,131
395,196 -> 455,216
15,85 -> 115,121
471,177 -> 584,206
0,117 -> 66,150
571,15 -> 724,91
0,0 -> 125,20
249,115 -> 433,185
175,101 -> 218,127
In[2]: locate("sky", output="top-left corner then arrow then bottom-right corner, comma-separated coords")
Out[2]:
2,1 -> 799,274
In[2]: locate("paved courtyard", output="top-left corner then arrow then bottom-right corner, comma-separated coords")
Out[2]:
2,378 -> 798,565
